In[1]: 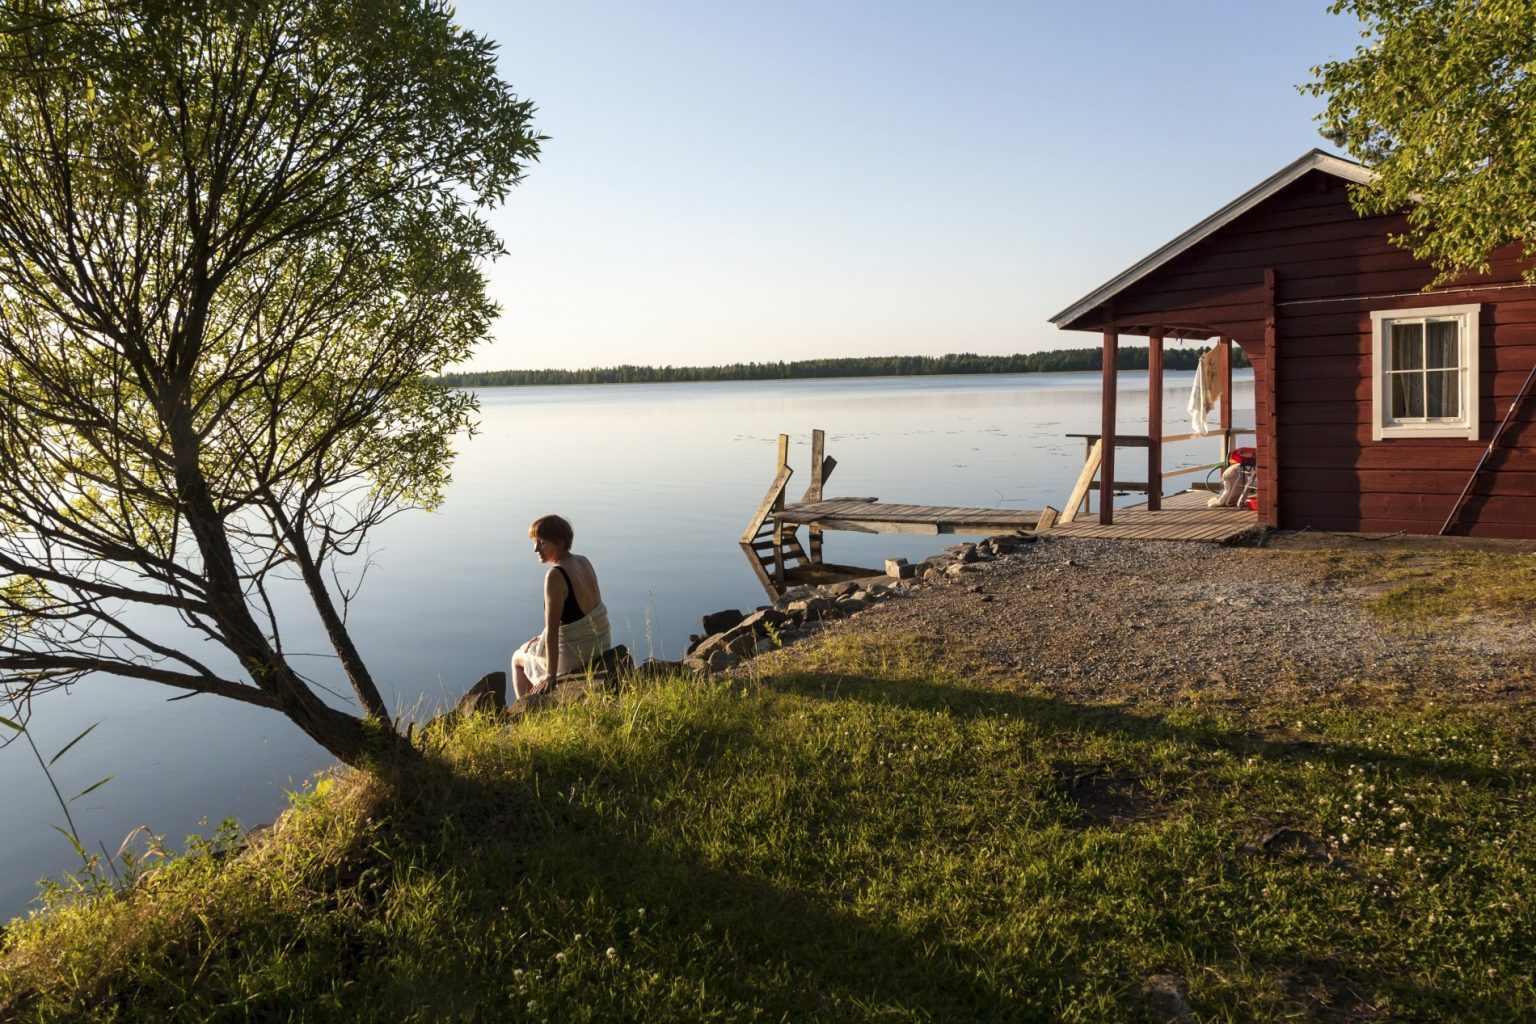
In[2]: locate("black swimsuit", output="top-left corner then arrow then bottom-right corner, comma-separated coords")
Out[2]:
553,565 -> 585,624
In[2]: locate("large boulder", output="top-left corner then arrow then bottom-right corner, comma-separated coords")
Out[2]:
692,625 -> 758,663
456,671 -> 507,714
786,595 -> 834,620
773,585 -> 819,609
738,607 -> 788,635
635,658 -> 699,680
701,608 -> 746,635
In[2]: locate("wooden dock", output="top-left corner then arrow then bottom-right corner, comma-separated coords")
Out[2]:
778,498 -> 1041,536
740,430 -> 1256,598
1048,488 -> 1259,542
741,430 -> 1046,596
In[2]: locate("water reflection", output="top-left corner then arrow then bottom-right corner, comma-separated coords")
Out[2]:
0,370 -> 1251,920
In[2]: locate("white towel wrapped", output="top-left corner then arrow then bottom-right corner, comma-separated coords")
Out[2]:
514,602 -> 612,691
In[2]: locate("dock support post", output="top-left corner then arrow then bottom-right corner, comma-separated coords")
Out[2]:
1079,437 -> 1093,517
807,429 -> 825,566
1147,330 -> 1164,512
1100,329 -> 1118,526
772,434 -> 789,586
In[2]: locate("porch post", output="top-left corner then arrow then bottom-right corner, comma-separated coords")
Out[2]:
1262,269 -> 1280,527
1147,330 -> 1164,511
1100,328 -> 1118,526
1219,334 -> 1233,461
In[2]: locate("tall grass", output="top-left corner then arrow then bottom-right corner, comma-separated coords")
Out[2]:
3,633 -> 1534,1021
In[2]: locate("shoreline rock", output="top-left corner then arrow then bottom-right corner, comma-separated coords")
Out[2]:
680,530 -> 1049,676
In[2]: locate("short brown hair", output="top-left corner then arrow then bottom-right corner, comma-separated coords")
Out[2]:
528,514 -> 574,549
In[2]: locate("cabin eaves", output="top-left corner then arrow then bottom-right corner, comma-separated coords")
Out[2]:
1049,149 -> 1374,330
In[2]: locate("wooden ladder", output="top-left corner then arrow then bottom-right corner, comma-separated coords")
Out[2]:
742,519 -> 813,596
739,430 -> 836,596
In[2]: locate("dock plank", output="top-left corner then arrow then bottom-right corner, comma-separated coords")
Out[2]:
774,492 -> 1254,545
1046,490 -> 1257,543
779,498 -> 1040,535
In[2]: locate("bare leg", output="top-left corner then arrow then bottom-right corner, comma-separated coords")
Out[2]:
512,643 -> 538,700
512,658 -> 534,699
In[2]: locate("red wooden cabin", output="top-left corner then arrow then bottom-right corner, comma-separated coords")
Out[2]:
1051,149 -> 1536,539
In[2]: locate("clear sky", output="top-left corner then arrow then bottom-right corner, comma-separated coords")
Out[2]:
449,1 -> 1369,372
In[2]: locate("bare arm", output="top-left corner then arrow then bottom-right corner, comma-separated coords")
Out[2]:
542,568 -> 565,685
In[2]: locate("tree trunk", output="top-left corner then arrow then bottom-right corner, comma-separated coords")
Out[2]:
275,504 -> 391,720
165,402 -> 416,773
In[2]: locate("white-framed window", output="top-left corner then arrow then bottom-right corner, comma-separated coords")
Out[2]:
1370,303 -> 1480,440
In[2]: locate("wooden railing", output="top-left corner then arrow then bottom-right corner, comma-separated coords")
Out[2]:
1060,427 -> 1256,521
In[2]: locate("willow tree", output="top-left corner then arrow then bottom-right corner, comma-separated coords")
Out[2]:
1310,0 -> 1536,284
0,0 -> 540,769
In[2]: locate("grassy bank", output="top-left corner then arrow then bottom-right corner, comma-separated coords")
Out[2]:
3,631 -> 1534,1021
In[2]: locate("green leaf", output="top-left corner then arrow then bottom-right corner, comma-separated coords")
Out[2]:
71,775 -> 114,802
0,714 -> 22,732
49,721 -> 100,766
50,824 -> 87,861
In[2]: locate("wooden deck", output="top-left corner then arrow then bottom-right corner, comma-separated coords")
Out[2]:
778,498 -> 1043,536
741,429 -> 1258,600
1047,489 -> 1259,542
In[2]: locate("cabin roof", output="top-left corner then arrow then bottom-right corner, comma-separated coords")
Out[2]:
1049,149 -> 1374,330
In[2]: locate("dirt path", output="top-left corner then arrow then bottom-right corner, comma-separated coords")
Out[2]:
763,533 -> 1536,707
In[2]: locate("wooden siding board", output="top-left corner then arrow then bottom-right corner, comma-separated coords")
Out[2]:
1296,515 -> 1536,539
1290,447 -> 1536,473
1282,467 -> 1536,497
1143,249 -> 1431,298
1288,492 -> 1536,527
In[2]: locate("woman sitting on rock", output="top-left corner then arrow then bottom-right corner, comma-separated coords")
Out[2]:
512,514 -> 611,700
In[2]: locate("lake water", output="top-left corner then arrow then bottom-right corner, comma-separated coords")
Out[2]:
0,370 -> 1251,921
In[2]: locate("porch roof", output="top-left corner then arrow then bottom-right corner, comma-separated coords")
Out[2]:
1049,149 -> 1373,332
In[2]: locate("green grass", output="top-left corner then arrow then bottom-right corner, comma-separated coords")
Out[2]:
1297,547 -> 1536,623
3,634 -> 1535,1021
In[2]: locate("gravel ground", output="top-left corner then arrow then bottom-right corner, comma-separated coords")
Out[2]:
763,534 -> 1536,706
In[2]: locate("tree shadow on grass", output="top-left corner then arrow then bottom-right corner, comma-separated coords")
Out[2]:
339,754 -> 1064,1023
33,670 -> 1528,1024
72,740 -> 1061,1023
767,667 -> 1519,789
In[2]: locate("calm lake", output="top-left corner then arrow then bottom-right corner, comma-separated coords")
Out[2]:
0,370 -> 1252,921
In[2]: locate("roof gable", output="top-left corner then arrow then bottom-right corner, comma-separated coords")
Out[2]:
1050,149 -> 1373,330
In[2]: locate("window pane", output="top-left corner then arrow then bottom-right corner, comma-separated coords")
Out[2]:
1426,320 -> 1460,369
1391,371 -> 1423,419
1391,322 -> 1424,369
1426,369 -> 1459,418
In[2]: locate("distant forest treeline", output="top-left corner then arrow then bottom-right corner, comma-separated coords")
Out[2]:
433,346 -> 1251,388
